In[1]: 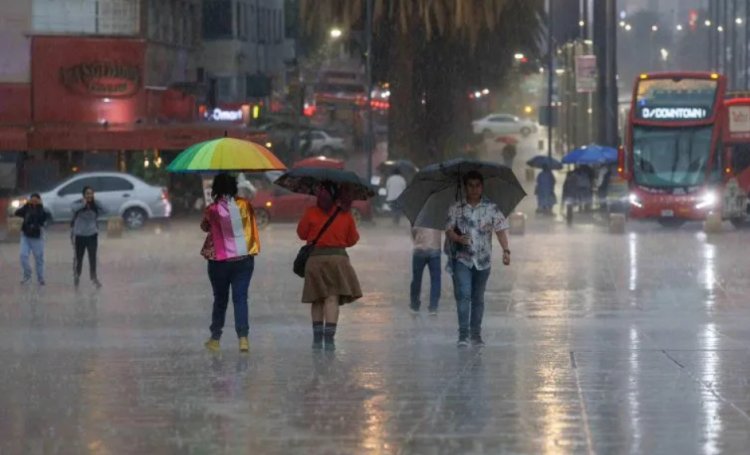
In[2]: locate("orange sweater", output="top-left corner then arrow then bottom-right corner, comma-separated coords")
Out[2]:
297,206 -> 360,248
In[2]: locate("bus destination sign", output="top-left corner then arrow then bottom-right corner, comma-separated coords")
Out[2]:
638,106 -> 709,121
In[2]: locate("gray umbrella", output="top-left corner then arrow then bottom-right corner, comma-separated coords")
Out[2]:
396,158 -> 526,229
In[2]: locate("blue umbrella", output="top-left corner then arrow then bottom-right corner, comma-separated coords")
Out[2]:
562,144 -> 618,165
526,155 -> 563,170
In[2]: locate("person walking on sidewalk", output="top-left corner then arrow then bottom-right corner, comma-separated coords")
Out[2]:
535,165 -> 557,215
71,186 -> 106,289
410,227 -> 442,314
15,193 -> 49,285
445,171 -> 511,348
201,173 -> 260,354
385,169 -> 407,225
297,182 -> 362,350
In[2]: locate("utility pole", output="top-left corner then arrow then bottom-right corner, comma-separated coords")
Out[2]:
546,0 -> 554,159
365,0 -> 374,181
594,0 -> 617,147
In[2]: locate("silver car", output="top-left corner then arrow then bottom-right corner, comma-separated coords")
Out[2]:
472,113 -> 538,138
9,172 -> 172,229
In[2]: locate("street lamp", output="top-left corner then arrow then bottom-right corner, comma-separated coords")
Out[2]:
736,17 -> 744,25
329,28 -> 343,39
624,23 -> 632,31
651,25 -> 658,32
705,19 -> 712,27
718,25 -> 724,32
676,24 -> 683,31
660,48 -> 669,61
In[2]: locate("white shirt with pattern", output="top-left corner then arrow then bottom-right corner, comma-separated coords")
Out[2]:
445,198 -> 509,270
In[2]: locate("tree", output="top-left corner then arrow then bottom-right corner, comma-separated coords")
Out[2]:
300,0 -> 543,165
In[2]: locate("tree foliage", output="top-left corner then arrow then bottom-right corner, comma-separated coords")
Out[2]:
300,0 -> 544,165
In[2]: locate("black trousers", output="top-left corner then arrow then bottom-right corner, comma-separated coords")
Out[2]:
74,234 -> 98,279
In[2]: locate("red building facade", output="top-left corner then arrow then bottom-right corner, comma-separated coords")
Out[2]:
0,35 -> 264,192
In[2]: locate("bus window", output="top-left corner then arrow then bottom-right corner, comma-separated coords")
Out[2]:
731,144 -> 750,174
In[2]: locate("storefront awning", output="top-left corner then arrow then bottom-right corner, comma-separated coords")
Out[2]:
22,123 -> 268,151
0,126 -> 29,151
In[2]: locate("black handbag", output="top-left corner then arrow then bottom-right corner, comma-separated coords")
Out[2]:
294,207 -> 341,278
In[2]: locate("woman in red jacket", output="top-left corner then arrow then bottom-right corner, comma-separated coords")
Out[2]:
297,182 -> 362,350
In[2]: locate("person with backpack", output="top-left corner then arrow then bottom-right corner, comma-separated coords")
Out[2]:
71,186 -> 106,288
15,193 -> 49,285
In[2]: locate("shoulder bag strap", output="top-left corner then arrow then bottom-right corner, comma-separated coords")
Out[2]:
310,207 -> 342,247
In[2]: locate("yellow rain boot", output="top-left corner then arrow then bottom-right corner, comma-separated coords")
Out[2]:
204,338 -> 220,352
239,337 -> 249,353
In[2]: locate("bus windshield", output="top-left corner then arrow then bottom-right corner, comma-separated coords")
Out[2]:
632,125 -> 713,188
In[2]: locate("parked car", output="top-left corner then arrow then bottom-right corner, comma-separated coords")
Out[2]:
302,130 -> 346,155
472,113 -> 538,138
249,165 -> 373,229
8,172 -> 171,230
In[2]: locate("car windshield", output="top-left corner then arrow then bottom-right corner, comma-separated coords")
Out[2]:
632,125 -> 713,188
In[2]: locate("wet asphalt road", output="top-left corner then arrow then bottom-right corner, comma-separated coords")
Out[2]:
1,212 -> 750,454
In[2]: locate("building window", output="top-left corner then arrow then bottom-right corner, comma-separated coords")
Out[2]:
187,3 -> 196,46
236,2 -> 242,39
276,8 -> 282,43
249,5 -> 256,43
203,0 -> 233,39
217,77 -> 233,102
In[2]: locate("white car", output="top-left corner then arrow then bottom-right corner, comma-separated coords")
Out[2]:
303,130 -> 346,155
472,113 -> 538,138
8,172 -> 171,230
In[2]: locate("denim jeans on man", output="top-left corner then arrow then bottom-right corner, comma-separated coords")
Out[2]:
452,260 -> 491,338
208,256 -> 255,339
20,234 -> 44,282
410,251 -> 441,311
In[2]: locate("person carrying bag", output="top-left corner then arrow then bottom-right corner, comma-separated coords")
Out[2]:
296,183 -> 362,350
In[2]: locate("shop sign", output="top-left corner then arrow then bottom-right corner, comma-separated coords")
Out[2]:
575,55 -> 597,93
60,61 -> 141,97
205,107 -> 244,122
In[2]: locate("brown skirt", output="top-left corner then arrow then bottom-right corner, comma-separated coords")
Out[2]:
301,254 -> 362,305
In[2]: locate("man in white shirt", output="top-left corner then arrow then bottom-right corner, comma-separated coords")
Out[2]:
385,169 -> 407,225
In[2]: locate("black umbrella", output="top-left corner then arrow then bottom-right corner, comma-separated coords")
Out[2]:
397,158 -> 526,229
273,167 -> 375,201
526,155 -> 563,170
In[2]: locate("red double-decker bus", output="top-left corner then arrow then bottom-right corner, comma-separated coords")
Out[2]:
720,95 -> 750,226
620,72 -> 727,227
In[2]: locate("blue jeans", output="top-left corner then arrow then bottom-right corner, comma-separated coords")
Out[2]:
208,257 -> 255,339
452,260 -> 491,337
410,251 -> 441,311
20,235 -> 44,282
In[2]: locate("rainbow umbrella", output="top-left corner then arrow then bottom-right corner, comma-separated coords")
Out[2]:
167,137 -> 286,173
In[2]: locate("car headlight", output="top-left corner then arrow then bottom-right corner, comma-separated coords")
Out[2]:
628,193 -> 643,208
695,191 -> 717,210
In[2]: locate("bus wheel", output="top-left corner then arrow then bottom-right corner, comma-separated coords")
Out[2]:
657,218 -> 686,228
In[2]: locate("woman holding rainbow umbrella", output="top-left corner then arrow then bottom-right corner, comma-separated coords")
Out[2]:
168,136 -> 286,353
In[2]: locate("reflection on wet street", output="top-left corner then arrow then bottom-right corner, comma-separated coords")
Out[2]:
1,219 -> 750,453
